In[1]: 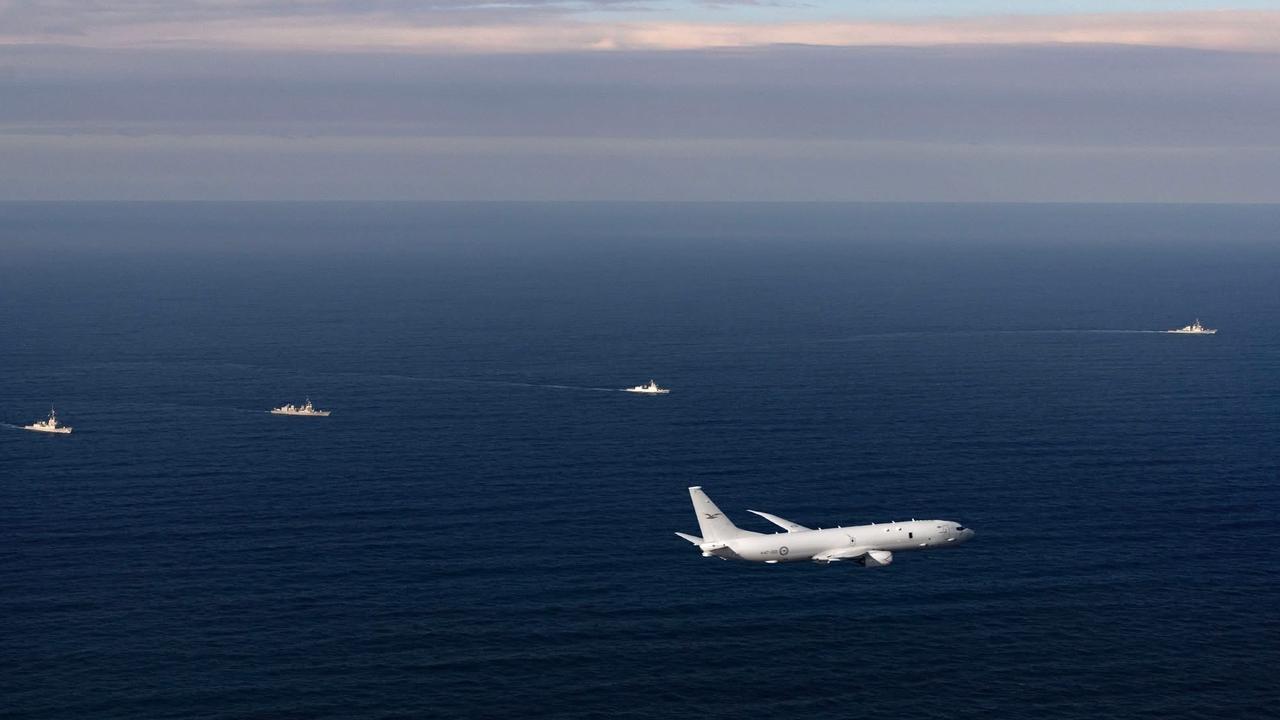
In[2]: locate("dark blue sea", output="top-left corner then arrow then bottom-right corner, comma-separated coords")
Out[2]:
2,203 -> 1278,719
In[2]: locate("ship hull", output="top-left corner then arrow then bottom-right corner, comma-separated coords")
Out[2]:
24,426 -> 72,434
270,410 -> 331,416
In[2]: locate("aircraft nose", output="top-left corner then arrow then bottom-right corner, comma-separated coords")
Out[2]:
963,528 -> 976,540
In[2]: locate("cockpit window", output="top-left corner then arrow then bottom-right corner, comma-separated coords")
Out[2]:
955,526 -> 966,531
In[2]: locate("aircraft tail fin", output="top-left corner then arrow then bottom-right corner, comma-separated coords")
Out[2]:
688,486 -> 746,542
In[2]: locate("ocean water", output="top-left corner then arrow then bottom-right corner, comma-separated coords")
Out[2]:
2,202 -> 1278,719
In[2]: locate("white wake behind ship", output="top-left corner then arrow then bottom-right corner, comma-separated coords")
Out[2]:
1167,319 -> 1217,335
270,398 -> 331,416
24,408 -> 72,434
624,380 -> 670,395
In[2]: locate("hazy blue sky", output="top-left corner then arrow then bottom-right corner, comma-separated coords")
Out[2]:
1,1 -> 1278,201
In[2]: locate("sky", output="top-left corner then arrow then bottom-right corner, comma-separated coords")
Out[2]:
1,0 -> 1279,201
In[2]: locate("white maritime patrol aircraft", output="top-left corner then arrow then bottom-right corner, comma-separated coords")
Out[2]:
676,486 -> 975,567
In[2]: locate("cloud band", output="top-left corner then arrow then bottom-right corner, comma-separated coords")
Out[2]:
2,10 -> 1279,53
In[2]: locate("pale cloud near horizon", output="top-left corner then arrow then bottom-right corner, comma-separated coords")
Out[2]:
2,3 -> 1279,201
3,42 -> 1279,201
1,7 -> 1279,52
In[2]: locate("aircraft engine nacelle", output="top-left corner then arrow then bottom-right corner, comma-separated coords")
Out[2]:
856,550 -> 893,568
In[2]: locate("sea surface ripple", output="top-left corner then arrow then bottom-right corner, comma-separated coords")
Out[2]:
2,203 -> 1278,719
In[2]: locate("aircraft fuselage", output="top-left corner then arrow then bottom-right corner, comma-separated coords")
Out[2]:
678,486 -> 975,566
721,520 -> 972,563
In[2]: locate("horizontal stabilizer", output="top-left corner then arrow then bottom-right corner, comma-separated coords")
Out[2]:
747,509 -> 811,533
675,532 -> 705,545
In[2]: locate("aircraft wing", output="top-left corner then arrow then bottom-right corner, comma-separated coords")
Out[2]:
746,510 -> 812,533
